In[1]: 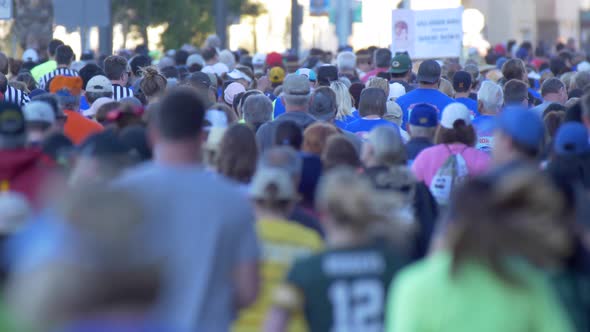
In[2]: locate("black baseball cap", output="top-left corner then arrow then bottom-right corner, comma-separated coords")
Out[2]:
188,72 -> 212,88
452,71 -> 472,93
317,65 -> 338,85
78,131 -> 132,158
417,60 -> 441,84
0,102 -> 25,136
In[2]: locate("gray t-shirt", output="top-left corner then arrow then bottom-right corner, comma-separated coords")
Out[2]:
116,163 -> 259,331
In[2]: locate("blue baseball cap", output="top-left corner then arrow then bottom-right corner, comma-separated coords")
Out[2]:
409,103 -> 438,128
295,68 -> 317,81
495,106 -> 544,150
554,122 -> 590,156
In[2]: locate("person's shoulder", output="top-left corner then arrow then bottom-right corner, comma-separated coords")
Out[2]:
260,219 -> 323,249
395,252 -> 450,289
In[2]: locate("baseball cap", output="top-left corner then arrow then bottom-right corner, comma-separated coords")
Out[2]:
283,74 -> 311,97
269,66 -> 286,85
186,54 -> 205,68
390,53 -> 412,74
250,167 -> 296,201
409,103 -> 438,127
0,102 -> 25,136
188,72 -> 212,88
22,48 -> 39,63
452,71 -> 472,93
266,52 -> 283,67
23,101 -> 56,125
578,61 -> 590,72
417,60 -> 441,84
389,82 -> 406,100
440,103 -> 471,129
49,76 -> 83,96
86,75 -> 113,93
224,82 -> 246,105
317,65 -> 338,85
252,53 -> 266,66
228,69 -> 253,83
202,62 -> 230,77
295,68 -> 317,81
554,122 -> 590,156
495,106 -> 544,150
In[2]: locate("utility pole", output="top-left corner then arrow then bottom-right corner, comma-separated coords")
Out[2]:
335,0 -> 352,48
215,0 -> 228,49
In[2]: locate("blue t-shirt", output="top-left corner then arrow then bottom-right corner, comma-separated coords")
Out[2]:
396,88 -> 455,129
455,97 -> 480,118
273,98 -> 286,119
346,118 -> 399,140
472,115 -> 496,153
334,113 -> 359,129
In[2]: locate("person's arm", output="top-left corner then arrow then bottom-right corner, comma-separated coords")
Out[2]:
233,261 -> 260,309
264,263 -> 306,332
264,306 -> 291,332
410,152 -> 427,183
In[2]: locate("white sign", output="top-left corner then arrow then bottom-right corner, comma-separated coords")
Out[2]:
0,0 -> 11,20
392,7 -> 463,59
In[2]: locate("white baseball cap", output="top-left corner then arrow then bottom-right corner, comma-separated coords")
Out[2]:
389,82 -> 406,100
252,53 -> 266,66
227,69 -> 252,83
186,54 -> 205,67
84,97 -> 114,117
23,101 -> 56,125
86,75 -> 113,93
249,167 -> 296,201
578,61 -> 590,72
440,102 -> 471,129
22,48 -> 39,62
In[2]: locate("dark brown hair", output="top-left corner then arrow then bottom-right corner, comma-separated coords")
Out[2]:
501,58 -> 526,81
543,111 -> 566,140
216,124 -> 258,184
321,135 -> 361,170
140,66 -> 167,98
358,87 -> 387,117
447,168 -> 572,286
434,120 -> 477,146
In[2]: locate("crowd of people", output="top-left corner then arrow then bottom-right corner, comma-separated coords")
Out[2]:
0,33 -> 589,331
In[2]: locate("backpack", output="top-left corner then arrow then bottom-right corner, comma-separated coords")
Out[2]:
429,145 -> 469,206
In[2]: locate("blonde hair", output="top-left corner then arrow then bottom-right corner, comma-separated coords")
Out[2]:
367,77 -> 389,96
140,66 -> 167,98
330,81 -> 353,120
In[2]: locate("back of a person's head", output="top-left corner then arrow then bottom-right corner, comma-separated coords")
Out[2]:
503,79 -> 528,104
374,48 -> 392,68
153,87 -> 205,140
79,64 -> 106,90
358,87 -> 387,117
336,51 -> 356,71
0,52 -> 8,75
275,120 -> 303,150
174,49 -> 190,66
309,86 -> 337,120
129,55 -> 152,77
477,80 -> 504,111
438,77 -> 455,97
160,66 -> 179,79
501,58 -> 526,81
574,71 -> 590,91
243,94 -> 272,128
367,125 -> 406,166
447,167 -> 572,284
550,57 -> 569,76
330,81 -> 353,119
104,55 -> 128,81
48,39 -> 65,57
366,77 -> 389,95
139,66 -> 167,98
302,122 -> 339,155
543,108 -> 566,139
201,47 -> 217,62
259,146 -> 302,179
216,124 -> 258,184
55,45 -> 74,65
322,135 -> 360,170
541,77 -> 565,97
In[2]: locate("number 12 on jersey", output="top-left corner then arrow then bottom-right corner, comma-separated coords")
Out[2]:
328,279 -> 384,332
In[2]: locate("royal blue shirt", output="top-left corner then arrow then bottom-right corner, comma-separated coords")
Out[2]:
396,88 -> 455,129
455,97 -> 480,118
472,115 -> 496,153
346,118 -> 400,140
334,113 -> 359,129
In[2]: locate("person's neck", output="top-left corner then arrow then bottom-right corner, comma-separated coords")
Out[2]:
455,92 -> 470,98
326,227 -> 368,248
255,208 -> 288,221
284,105 -> 308,113
419,83 -> 438,90
57,64 -> 69,69
154,141 -> 202,166
362,114 -> 380,119
111,80 -> 126,86
479,108 -> 497,116
205,60 -> 217,65
410,135 -> 432,141
542,94 -> 561,104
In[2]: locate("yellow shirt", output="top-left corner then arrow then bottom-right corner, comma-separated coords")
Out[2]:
233,218 -> 323,332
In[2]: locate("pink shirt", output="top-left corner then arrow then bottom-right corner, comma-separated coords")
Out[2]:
411,143 -> 491,186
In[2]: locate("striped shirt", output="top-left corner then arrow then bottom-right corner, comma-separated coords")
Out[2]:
38,67 -> 79,91
4,86 -> 30,106
112,84 -> 134,101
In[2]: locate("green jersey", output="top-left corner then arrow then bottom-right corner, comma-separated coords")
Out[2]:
279,241 -> 408,332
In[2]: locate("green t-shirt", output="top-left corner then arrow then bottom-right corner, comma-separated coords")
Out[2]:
387,251 -> 574,332
31,60 -> 57,82
283,241 -> 408,332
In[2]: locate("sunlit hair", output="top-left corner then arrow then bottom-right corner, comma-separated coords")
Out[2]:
367,77 -> 389,95
302,122 -> 339,155
446,167 -> 573,285
216,124 -> 258,184
330,81 -> 353,120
